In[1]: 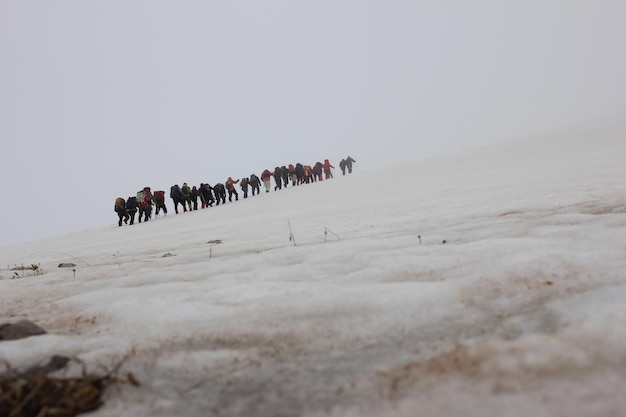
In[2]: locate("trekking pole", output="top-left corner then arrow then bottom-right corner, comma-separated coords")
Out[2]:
288,219 -> 297,246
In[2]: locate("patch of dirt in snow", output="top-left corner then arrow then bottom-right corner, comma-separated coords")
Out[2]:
368,339 -> 626,417
563,200 -> 626,216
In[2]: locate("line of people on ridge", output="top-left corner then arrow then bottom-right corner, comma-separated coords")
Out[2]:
113,156 -> 356,227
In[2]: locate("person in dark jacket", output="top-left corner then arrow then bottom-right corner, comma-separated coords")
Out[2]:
345,156 -> 356,173
181,183 -> 192,211
191,186 -> 199,210
125,196 -> 138,225
213,183 -> 226,205
170,184 -> 187,214
249,174 -> 261,196
273,167 -> 282,190
240,177 -> 250,199
280,166 -> 290,188
312,162 -> 323,182
295,163 -> 304,184
339,159 -> 347,175
199,183 -> 214,208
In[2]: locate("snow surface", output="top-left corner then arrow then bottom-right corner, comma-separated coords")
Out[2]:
1,123 -> 626,417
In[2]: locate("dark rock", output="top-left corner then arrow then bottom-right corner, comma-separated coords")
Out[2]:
27,355 -> 71,374
0,320 -> 47,341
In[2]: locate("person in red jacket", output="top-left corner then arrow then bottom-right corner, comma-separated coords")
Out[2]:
261,169 -> 272,193
323,159 -> 334,179
138,187 -> 153,222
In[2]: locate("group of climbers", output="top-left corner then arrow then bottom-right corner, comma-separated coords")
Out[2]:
114,187 -> 168,226
114,156 -> 356,226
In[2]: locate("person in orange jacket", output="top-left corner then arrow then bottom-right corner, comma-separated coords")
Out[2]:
225,176 -> 239,201
303,165 -> 312,183
323,159 -> 334,179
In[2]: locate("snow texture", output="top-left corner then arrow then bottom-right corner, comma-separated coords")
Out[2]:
1,123 -> 626,417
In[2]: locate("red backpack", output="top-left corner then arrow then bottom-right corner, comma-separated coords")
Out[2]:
143,187 -> 152,203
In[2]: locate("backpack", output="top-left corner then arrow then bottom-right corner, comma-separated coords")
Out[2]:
137,190 -> 148,208
154,190 -> 165,201
126,196 -> 138,210
143,187 -> 152,202
225,180 -> 231,190
115,197 -> 125,211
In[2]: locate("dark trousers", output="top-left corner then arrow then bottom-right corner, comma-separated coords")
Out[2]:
127,209 -> 137,225
117,210 -> 128,227
138,205 -> 151,222
173,198 -> 187,213
155,200 -> 167,215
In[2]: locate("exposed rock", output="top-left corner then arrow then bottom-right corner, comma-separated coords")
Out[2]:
58,263 -> 76,268
0,320 -> 47,341
27,355 -> 71,374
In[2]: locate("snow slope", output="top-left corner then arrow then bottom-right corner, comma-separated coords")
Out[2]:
1,123 -> 626,417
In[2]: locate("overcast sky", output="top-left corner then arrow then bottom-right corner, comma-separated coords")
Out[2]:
2,1 -> 626,247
